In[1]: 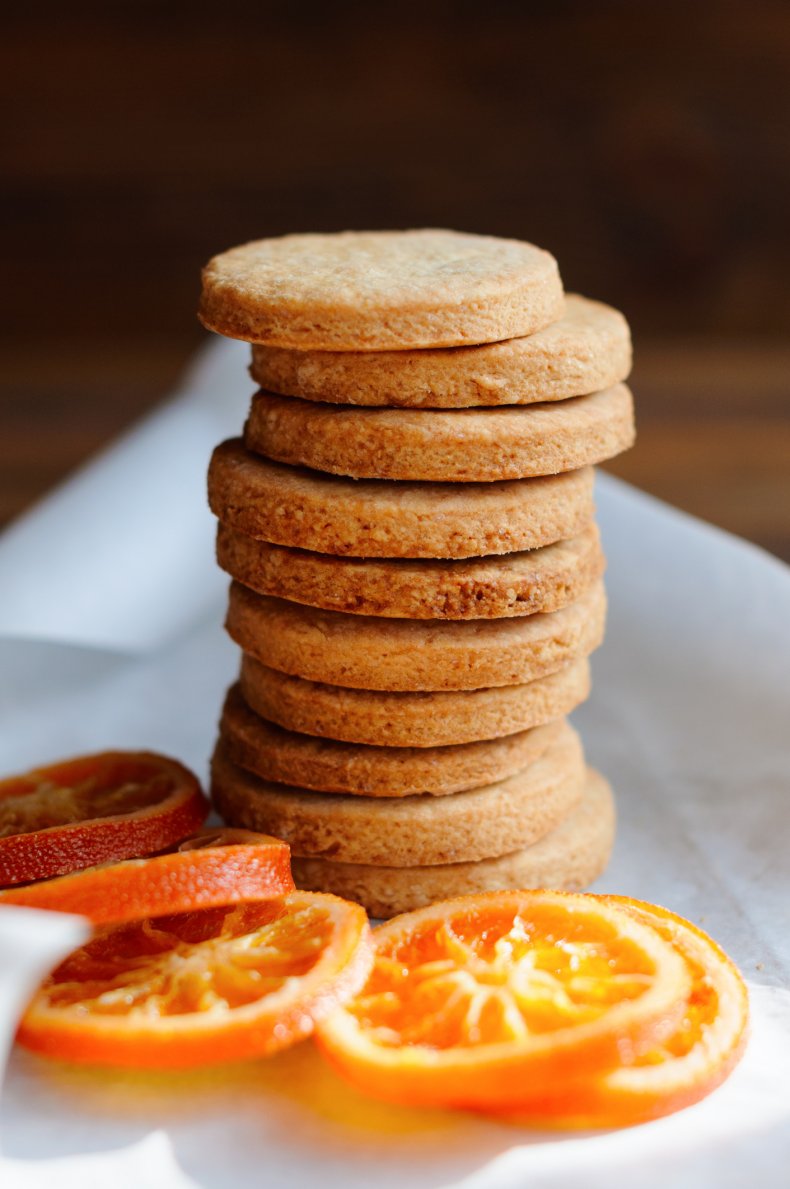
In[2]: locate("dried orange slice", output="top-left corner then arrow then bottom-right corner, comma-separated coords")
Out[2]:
0,751 -> 208,886
315,890 -> 690,1110
18,892 -> 372,1068
501,896 -> 749,1127
0,828 -> 294,924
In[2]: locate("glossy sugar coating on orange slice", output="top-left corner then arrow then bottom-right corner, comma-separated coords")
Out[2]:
18,892 -> 372,1068
501,896 -> 749,1127
0,828 -> 295,924
316,890 -> 690,1110
0,751 -> 208,886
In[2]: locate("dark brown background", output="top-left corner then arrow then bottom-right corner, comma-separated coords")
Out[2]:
2,1 -> 789,558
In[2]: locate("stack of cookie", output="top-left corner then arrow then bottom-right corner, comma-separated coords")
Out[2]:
201,229 -> 634,917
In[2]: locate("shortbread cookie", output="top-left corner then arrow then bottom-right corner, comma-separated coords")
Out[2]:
217,522 -> 604,620
220,683 -> 563,797
211,723 -> 585,866
240,654 -> 591,747
226,580 -> 606,692
290,768 -> 614,917
199,229 -> 564,350
244,384 -> 635,482
250,294 -> 631,408
208,441 -> 595,559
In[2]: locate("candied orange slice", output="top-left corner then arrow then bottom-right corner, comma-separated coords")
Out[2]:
501,896 -> 749,1126
0,828 -> 294,924
0,751 -> 208,886
315,890 -> 690,1110
18,892 -> 372,1068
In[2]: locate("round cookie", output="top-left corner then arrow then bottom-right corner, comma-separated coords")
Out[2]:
198,229 -> 564,350
225,579 -> 606,692
217,522 -> 604,620
211,723 -> 586,866
208,440 -> 596,560
250,294 -> 631,408
240,655 -> 592,748
220,683 -> 564,797
290,769 -> 614,917
244,384 -> 635,482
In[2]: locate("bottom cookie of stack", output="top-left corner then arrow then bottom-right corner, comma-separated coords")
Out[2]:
289,771 -> 614,917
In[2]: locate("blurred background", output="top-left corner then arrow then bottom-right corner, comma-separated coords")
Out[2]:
2,0 -> 788,558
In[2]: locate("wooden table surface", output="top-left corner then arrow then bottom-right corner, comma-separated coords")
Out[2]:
2,337 -> 789,565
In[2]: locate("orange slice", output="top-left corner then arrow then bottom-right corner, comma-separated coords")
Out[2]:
501,896 -> 749,1126
315,889 -> 690,1110
0,828 -> 294,924
0,751 -> 208,886
18,891 -> 372,1068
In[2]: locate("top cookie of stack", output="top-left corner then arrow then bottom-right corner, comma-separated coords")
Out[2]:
201,228 -> 634,918
200,227 -> 565,350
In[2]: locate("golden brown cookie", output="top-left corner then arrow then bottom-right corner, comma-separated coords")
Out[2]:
290,768 -> 614,917
220,683 -> 564,797
239,654 -> 591,747
208,440 -> 596,560
217,522 -> 604,620
198,229 -> 564,350
250,294 -> 630,408
211,722 -> 585,866
244,384 -> 635,482
225,579 -> 606,692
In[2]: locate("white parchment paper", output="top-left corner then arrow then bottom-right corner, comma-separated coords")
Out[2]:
0,338 -> 788,1187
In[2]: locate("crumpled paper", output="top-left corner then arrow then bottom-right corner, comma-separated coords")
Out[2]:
0,338 -> 788,1188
